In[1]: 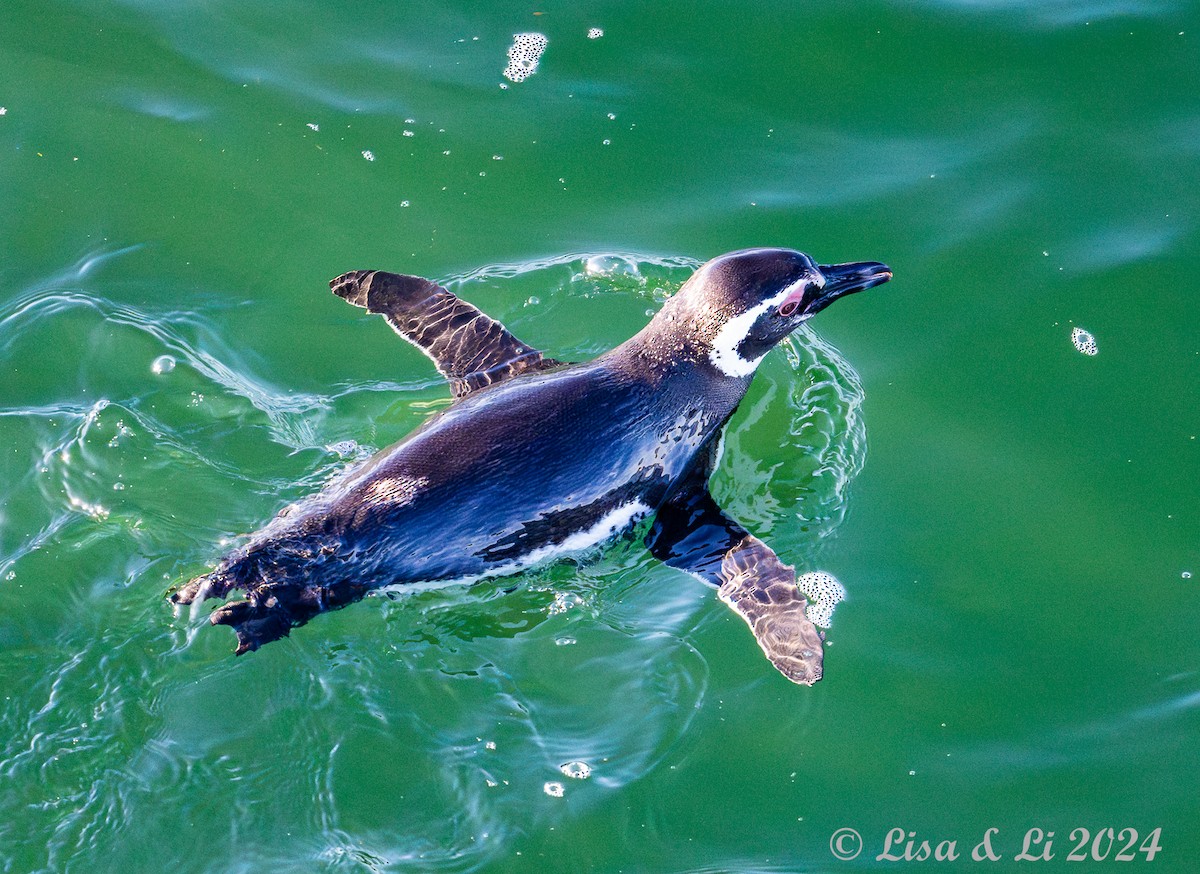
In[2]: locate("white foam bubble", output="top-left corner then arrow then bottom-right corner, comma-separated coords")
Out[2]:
559,761 -> 591,780
69,495 -> 110,521
325,440 -> 361,458
796,571 -> 846,628
543,781 -> 565,797
584,255 -> 640,277
106,420 -> 134,448
504,33 -> 547,83
151,354 -> 176,374
306,122 -> 319,131
1071,326 -> 1098,355
587,28 -> 604,39
361,150 -> 375,162
547,592 -> 583,615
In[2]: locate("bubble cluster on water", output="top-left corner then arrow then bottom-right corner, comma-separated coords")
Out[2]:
68,495 -> 109,521
361,150 -> 375,162
504,33 -> 547,83
588,28 -> 604,39
584,255 -> 640,277
151,354 -> 176,374
1071,326 -> 1098,355
796,571 -> 846,628
324,440 -> 362,459
106,419 -> 134,448
559,761 -> 591,780
542,781 -> 565,797
547,591 -> 583,615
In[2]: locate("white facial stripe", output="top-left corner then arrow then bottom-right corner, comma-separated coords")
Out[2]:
708,279 -> 805,378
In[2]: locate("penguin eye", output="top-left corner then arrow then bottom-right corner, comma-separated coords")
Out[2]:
779,301 -> 799,318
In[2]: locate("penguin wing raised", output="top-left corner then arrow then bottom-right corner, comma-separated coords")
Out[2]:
330,270 -> 563,398
647,474 -> 824,685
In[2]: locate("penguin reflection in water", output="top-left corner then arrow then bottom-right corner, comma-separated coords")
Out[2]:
172,248 -> 891,684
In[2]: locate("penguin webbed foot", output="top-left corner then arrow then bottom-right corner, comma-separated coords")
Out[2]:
206,578 -> 372,656
209,597 -> 293,655
169,571 -> 288,655
717,537 -> 824,686
168,569 -> 237,606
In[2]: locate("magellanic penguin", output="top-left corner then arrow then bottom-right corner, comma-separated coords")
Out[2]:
171,248 -> 891,684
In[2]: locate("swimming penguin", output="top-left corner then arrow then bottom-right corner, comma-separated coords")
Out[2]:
170,248 -> 891,684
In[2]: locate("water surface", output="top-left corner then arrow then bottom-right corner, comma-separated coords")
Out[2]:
2,1 -> 1198,871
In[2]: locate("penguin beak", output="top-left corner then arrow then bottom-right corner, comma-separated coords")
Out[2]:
807,261 -> 892,315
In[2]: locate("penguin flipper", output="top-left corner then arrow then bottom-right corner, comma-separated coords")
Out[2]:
330,270 -> 563,398
647,484 -> 824,685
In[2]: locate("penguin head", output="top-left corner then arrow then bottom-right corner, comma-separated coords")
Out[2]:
667,248 -> 891,378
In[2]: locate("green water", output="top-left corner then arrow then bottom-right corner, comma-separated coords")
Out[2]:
2,1 -> 1199,871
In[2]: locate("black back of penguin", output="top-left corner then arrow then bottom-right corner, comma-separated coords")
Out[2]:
228,348 -> 734,585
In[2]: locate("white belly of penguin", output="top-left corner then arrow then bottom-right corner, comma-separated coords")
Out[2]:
373,499 -> 654,596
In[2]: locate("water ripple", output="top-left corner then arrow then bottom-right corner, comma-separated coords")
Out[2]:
1,251 -> 867,873
920,0 -> 1181,26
